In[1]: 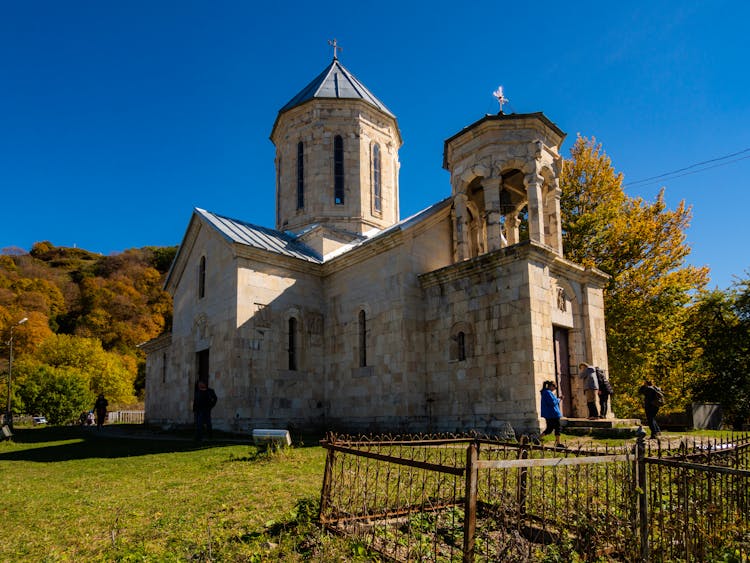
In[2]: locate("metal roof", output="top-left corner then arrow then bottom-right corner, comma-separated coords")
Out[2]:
277,57 -> 395,117
195,198 -> 451,265
196,208 -> 323,263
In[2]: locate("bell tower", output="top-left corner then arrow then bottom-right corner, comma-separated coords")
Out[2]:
443,111 -> 566,261
270,54 -> 402,237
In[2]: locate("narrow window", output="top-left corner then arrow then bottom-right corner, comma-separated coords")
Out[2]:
288,318 -> 297,371
198,256 -> 206,299
457,331 -> 466,361
373,144 -> 382,213
334,135 -> 344,204
162,353 -> 167,384
358,310 -> 367,367
296,141 -> 304,209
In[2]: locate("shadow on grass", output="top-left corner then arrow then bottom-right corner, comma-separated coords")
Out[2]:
0,425 -> 236,462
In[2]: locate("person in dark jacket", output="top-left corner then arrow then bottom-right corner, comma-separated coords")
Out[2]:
539,381 -> 565,448
193,379 -> 218,441
578,363 -> 599,419
94,394 -> 108,430
638,380 -> 662,439
596,368 -> 615,419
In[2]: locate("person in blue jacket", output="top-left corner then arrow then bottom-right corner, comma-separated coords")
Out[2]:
540,380 -> 565,448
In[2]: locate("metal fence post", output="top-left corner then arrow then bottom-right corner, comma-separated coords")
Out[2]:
318,435 -> 336,524
463,441 -> 478,563
635,429 -> 649,562
518,446 -> 529,517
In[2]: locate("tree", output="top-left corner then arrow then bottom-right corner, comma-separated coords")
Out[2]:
687,273 -> 750,427
33,333 -> 137,405
560,136 -> 709,416
15,363 -> 94,424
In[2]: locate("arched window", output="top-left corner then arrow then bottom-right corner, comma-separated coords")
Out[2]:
358,310 -> 367,367
457,332 -> 466,362
296,141 -> 304,209
288,317 -> 297,371
334,135 -> 344,204
450,323 -> 472,362
372,144 -> 382,213
198,256 -> 206,299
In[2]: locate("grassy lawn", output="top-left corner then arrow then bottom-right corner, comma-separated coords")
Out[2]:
3,425 -> 742,562
0,425 -> 356,562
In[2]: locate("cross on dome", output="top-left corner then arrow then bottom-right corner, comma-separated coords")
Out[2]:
328,38 -> 343,60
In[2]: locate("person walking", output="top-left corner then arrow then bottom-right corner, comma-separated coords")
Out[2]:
193,379 -> 218,441
539,381 -> 565,448
94,394 -> 108,430
578,363 -> 599,419
638,380 -> 663,439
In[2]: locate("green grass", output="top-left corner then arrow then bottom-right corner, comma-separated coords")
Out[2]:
0,425 -> 361,562
3,426 -> 742,562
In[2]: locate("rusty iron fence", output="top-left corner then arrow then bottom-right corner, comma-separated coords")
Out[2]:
641,436 -> 750,562
319,432 -> 750,562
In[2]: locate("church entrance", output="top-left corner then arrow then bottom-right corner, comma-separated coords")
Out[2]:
196,349 -> 209,382
553,327 -> 572,417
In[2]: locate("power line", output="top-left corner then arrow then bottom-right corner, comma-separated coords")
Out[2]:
624,147 -> 750,189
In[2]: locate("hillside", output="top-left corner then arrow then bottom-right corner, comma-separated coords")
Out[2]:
1,242 -> 176,409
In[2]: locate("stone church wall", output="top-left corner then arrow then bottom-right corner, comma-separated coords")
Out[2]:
321,209 -> 454,432
146,223 -> 240,428
230,257 -> 326,431
420,245 -> 538,433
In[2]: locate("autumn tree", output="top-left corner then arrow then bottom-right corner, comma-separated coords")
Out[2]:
18,333 -> 138,406
560,136 -> 709,416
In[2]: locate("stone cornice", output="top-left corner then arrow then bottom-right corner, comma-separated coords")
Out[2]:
548,255 -> 610,287
443,112 -> 565,170
233,244 -> 323,276
419,240 -> 609,289
138,332 -> 172,354
419,242 -> 532,288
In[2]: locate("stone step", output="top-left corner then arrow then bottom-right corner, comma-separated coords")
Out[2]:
564,417 -> 641,428
562,417 -> 642,438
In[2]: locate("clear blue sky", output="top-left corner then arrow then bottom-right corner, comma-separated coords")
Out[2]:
1,1 -> 748,289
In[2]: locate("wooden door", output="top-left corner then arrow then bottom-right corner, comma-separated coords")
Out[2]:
553,327 -> 572,416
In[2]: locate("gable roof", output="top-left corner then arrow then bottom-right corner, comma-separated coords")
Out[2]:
277,58 -> 395,117
166,200 -> 452,292
196,208 -> 323,263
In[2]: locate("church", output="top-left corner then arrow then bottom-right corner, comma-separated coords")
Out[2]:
142,51 -> 610,435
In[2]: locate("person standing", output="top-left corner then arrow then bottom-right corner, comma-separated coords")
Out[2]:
94,394 -> 108,430
539,381 -> 565,448
193,379 -> 218,441
596,368 -> 615,419
578,363 -> 599,419
638,380 -> 662,438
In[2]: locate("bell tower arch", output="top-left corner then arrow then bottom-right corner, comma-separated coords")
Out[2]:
443,112 -> 565,261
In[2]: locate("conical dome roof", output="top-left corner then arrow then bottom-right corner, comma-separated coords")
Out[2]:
277,57 -> 394,117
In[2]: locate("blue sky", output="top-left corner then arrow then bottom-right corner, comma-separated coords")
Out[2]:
1,1 -> 748,289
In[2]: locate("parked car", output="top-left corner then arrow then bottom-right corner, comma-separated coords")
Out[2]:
32,416 -> 47,425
